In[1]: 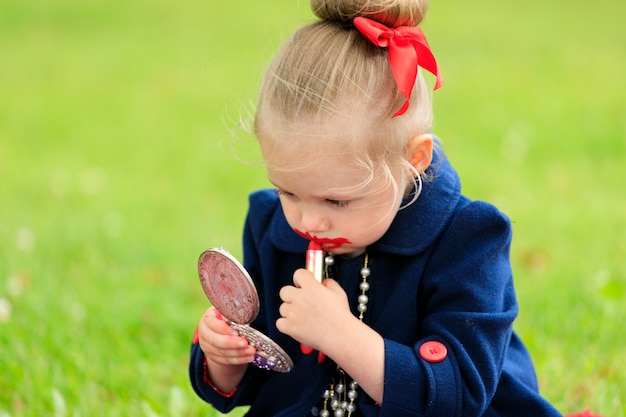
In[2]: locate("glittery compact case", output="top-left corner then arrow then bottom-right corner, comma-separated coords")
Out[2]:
197,247 -> 294,373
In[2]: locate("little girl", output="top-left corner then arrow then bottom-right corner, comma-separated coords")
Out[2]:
190,0 -> 563,416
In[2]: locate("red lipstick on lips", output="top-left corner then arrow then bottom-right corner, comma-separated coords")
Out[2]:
295,230 -> 351,250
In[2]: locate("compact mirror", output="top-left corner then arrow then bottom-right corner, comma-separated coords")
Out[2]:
198,247 -> 293,373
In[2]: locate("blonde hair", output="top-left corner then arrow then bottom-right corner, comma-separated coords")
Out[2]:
254,0 -> 435,203
311,0 -> 428,27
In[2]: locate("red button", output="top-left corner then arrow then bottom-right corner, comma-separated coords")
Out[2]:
419,341 -> 447,362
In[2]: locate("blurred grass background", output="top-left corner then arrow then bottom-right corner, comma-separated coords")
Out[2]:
0,0 -> 624,416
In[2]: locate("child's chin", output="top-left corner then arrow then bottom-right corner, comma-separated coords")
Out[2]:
328,246 -> 365,258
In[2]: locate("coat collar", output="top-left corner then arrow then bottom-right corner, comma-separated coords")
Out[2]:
269,150 -> 461,256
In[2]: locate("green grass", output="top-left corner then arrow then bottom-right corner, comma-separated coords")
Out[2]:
1,0 -> 624,415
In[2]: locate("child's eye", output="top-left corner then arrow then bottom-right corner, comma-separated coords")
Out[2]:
325,199 -> 348,208
276,189 -> 295,198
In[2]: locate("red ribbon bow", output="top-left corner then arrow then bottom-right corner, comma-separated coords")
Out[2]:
353,16 -> 443,117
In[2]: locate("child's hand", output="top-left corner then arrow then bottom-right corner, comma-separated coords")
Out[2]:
197,306 -> 256,366
277,268 -> 355,351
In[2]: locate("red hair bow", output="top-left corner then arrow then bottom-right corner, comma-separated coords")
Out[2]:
353,16 -> 443,117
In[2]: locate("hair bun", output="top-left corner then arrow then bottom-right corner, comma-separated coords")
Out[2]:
310,0 -> 428,27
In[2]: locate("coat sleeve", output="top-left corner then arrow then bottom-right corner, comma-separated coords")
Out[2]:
189,338 -> 274,412
380,200 -> 518,417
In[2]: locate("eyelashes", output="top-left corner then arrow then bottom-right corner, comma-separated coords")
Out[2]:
275,188 -> 294,198
275,188 -> 349,208
325,199 -> 348,208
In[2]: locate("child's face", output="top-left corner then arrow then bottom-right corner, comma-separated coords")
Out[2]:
267,158 -> 406,257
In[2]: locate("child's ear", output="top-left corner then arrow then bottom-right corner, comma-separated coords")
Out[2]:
407,133 -> 433,174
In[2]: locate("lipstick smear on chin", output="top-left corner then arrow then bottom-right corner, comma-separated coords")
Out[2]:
295,230 -> 351,249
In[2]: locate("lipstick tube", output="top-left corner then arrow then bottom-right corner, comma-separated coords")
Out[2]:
306,241 -> 324,283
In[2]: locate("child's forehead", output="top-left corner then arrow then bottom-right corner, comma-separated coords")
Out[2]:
260,126 -> 376,168
267,156 -> 375,191
267,154 -> 365,178
262,135 -> 361,170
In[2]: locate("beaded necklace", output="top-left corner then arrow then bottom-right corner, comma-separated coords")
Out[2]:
312,252 -> 370,417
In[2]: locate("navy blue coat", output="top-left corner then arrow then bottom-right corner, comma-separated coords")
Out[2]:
190,151 -> 562,417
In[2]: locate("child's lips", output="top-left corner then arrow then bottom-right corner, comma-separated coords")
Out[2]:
316,238 -> 351,249
295,230 -> 351,249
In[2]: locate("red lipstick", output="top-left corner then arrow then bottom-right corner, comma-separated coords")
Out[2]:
296,230 -> 351,250
306,241 -> 324,283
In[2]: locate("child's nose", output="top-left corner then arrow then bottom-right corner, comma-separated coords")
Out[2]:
300,208 -> 330,233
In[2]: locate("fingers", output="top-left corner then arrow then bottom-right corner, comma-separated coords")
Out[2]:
292,268 -> 317,289
278,298 -> 291,320
198,307 -> 256,366
279,270 -> 334,318
278,269 -> 310,304
322,277 -> 341,292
